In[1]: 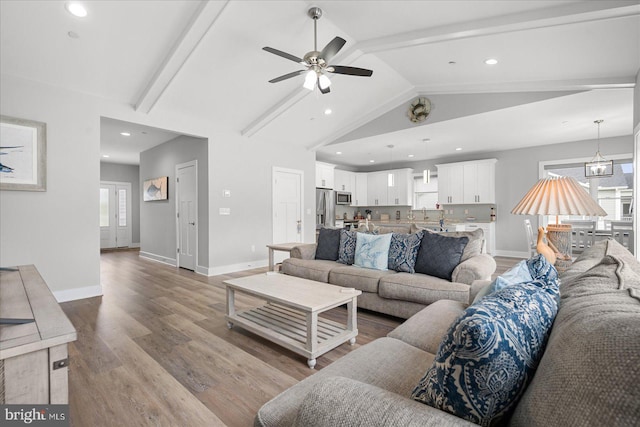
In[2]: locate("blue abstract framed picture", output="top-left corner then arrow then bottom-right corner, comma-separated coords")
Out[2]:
0,115 -> 47,191
143,176 -> 168,201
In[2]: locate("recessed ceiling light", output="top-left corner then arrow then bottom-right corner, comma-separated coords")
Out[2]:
448,61 -> 456,65
484,58 -> 498,65
336,151 -> 342,155
65,2 -> 87,17
455,147 -> 463,151
408,154 -> 414,158
67,31 -> 79,39
324,108 -> 332,115
422,138 -> 430,142
102,154 -> 110,158
369,160 -> 375,163
120,132 -> 131,136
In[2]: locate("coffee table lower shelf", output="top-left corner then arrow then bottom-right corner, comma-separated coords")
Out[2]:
226,303 -> 357,369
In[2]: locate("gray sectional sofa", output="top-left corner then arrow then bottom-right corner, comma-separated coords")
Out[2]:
256,239 -> 640,427
281,224 -> 497,319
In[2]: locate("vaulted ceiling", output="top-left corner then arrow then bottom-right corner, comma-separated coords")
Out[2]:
1,1 -> 638,166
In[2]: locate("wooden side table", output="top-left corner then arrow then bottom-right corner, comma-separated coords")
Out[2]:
266,242 -> 300,271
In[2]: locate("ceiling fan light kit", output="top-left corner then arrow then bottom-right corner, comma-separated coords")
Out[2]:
263,7 -> 373,94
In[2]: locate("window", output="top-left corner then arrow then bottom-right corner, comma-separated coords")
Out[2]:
543,159 -> 633,230
100,188 -> 110,227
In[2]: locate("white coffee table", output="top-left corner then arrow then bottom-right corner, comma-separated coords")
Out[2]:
224,273 -> 361,369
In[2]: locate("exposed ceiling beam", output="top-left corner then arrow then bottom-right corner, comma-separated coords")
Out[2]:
242,1 -> 639,140
358,1 -> 640,54
134,0 -> 229,114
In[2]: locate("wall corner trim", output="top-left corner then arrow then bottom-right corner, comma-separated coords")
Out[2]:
54,285 -> 103,303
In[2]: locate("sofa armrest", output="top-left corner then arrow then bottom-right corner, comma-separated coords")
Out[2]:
451,254 -> 496,285
469,280 -> 492,304
290,243 -> 317,260
293,376 -> 477,427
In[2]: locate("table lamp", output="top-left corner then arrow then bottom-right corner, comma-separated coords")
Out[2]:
511,176 -> 607,268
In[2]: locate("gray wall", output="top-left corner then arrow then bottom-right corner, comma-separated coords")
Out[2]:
140,135 -> 208,268
635,69 -> 640,131
100,162 -> 141,245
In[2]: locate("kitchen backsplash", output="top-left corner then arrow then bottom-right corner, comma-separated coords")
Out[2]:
338,204 -> 496,223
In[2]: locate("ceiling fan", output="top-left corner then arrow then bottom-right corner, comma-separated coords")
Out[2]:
263,7 -> 373,94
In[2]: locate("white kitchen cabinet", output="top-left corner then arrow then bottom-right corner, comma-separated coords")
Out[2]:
316,162 -> 335,189
353,173 -> 368,207
463,160 -> 496,203
367,172 -> 389,206
437,159 -> 496,205
437,164 -> 464,204
464,222 -> 496,255
388,168 -> 414,206
334,169 -> 355,193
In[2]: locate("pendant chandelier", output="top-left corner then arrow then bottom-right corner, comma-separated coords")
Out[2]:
584,119 -> 613,178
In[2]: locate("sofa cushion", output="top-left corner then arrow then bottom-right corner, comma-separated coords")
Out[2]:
388,299 -> 467,354
412,277 -> 560,426
411,225 -> 484,261
510,240 -> 640,427
354,232 -> 393,271
337,229 -> 357,265
329,265 -> 396,293
379,273 -> 470,305
255,337 -> 435,427
415,232 -> 469,280
315,228 -> 340,261
281,258 -> 339,283
388,231 -> 424,273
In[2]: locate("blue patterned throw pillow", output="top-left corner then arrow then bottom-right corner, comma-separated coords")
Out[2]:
354,233 -> 392,270
388,231 -> 424,273
412,278 -> 560,426
337,229 -> 357,265
527,254 -> 559,287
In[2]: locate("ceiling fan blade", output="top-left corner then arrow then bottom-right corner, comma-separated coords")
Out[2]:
318,77 -> 330,94
319,37 -> 346,63
327,65 -> 373,77
268,70 -> 306,83
263,47 -> 304,64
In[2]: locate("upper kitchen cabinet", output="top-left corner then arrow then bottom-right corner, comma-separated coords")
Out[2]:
437,159 -> 497,204
463,159 -> 496,204
334,169 -> 355,193
316,162 -> 335,189
437,164 -> 464,204
353,173 -> 368,207
367,169 -> 414,206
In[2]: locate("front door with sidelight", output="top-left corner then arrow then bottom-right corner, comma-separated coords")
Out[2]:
100,181 -> 132,249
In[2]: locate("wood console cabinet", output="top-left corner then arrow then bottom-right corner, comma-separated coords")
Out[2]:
0,265 -> 77,404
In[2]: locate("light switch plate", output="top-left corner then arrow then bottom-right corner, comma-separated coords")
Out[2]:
223,189 -> 231,198
219,208 -> 231,215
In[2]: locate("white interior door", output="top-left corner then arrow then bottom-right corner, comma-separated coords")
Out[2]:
176,161 -> 197,271
273,167 -> 303,264
100,181 -> 132,249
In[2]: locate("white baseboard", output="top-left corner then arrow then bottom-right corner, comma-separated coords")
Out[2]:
130,243 -> 141,248
195,265 -> 209,276
139,251 -> 177,266
494,250 -> 530,259
206,259 -> 269,276
54,284 -> 103,303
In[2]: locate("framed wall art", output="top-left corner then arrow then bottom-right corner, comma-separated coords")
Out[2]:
0,115 -> 47,191
143,176 -> 168,201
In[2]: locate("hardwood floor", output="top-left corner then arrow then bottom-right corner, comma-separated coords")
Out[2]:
61,251 -> 521,426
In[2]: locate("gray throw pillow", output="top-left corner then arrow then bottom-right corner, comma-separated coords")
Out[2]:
410,225 -> 483,261
415,232 -> 469,280
315,228 -> 341,261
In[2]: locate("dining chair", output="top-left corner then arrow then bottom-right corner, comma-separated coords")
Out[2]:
610,221 -> 634,254
524,219 -> 537,257
562,220 -> 596,255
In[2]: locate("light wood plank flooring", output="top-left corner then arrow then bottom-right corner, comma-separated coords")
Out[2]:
62,251 -> 521,427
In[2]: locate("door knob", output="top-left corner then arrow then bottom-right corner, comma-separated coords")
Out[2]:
189,221 -> 195,225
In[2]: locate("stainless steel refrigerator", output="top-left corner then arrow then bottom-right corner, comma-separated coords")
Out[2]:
316,188 -> 335,229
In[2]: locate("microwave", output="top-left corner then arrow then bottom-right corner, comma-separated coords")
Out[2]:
335,191 -> 352,205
